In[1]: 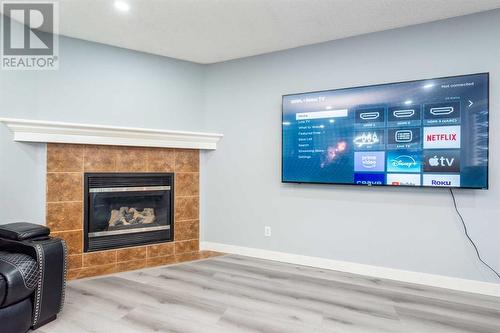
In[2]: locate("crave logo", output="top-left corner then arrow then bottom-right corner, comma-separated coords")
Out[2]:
423,150 -> 460,172
354,173 -> 384,186
423,126 -> 461,149
1,1 -> 59,70
386,150 -> 421,173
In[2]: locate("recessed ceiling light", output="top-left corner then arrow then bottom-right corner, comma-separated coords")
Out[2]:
114,0 -> 130,12
404,100 -> 413,105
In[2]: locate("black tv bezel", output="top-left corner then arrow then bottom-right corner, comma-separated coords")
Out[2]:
281,72 -> 490,190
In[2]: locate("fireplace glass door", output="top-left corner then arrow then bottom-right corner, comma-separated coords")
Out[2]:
84,173 -> 173,252
89,187 -> 170,236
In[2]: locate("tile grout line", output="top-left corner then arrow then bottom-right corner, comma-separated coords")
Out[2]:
47,201 -> 83,204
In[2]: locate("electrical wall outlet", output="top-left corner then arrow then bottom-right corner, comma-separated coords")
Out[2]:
264,226 -> 271,237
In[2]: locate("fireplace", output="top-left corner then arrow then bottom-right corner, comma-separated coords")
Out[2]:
84,173 -> 174,252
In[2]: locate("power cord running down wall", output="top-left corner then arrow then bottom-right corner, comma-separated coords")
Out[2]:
449,188 -> 500,280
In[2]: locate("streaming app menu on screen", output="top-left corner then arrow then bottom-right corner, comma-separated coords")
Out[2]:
353,104 -> 460,187
282,73 -> 489,189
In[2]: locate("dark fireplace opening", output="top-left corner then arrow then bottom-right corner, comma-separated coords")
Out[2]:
84,173 -> 174,252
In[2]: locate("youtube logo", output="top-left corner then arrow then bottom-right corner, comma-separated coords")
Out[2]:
386,174 -> 421,186
423,126 -> 461,149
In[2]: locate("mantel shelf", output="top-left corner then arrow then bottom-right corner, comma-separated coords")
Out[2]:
0,118 -> 223,150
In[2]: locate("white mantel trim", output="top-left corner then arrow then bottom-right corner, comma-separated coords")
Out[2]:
0,118 -> 223,149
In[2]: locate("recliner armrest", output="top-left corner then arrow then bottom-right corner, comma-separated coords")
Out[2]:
0,223 -> 50,241
0,235 -> 67,329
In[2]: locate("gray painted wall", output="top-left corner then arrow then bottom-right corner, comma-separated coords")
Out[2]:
0,17 -> 204,224
1,11 -> 499,284
201,10 -> 500,283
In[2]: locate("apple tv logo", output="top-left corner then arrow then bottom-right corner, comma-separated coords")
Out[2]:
423,150 -> 460,172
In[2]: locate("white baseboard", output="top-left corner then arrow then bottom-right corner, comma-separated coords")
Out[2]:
200,241 -> 500,298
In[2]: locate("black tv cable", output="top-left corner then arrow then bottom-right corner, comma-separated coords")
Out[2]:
449,188 -> 500,280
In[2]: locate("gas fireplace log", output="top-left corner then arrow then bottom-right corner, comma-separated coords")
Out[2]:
108,209 -> 121,227
107,207 -> 156,227
140,208 -> 155,224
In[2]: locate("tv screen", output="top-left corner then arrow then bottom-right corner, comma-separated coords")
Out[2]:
282,73 -> 489,189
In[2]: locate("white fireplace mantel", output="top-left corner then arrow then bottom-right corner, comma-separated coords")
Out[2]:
0,118 -> 223,150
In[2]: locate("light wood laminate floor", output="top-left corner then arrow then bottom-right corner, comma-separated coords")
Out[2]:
38,254 -> 500,333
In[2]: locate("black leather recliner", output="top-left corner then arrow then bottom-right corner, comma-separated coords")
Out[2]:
0,223 -> 67,333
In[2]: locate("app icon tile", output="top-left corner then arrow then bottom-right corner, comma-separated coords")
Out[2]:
354,151 -> 385,172
423,174 -> 460,187
387,128 -> 421,149
353,130 -> 385,150
424,102 -> 460,125
386,150 -> 421,173
423,126 -> 461,149
423,150 -> 460,172
386,173 -> 421,186
354,173 -> 385,185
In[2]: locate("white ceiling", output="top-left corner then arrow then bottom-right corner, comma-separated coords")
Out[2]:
8,0 -> 500,64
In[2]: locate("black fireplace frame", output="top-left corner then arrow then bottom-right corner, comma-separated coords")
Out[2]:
84,172 -> 174,252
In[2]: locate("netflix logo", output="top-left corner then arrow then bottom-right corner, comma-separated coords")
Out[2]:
423,126 -> 461,149
426,133 -> 457,141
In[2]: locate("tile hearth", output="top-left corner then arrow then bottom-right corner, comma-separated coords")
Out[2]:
45,143 -> 219,280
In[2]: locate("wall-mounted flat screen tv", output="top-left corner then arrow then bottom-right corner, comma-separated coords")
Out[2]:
282,73 -> 489,189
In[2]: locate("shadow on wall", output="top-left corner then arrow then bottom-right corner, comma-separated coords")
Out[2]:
279,183 -> 479,209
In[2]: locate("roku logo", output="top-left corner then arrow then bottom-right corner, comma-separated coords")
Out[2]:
426,134 -> 457,141
431,180 -> 451,186
423,174 -> 460,187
